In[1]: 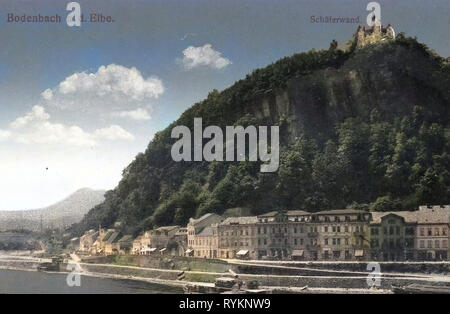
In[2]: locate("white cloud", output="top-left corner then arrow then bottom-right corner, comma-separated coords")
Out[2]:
93,125 -> 135,141
0,130 -> 10,141
10,105 -> 50,129
112,108 -> 151,121
181,44 -> 231,70
39,64 -> 164,122
57,64 -> 164,100
3,106 -> 134,147
41,88 -> 53,101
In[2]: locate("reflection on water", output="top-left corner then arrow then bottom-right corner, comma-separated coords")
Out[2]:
0,269 -> 183,294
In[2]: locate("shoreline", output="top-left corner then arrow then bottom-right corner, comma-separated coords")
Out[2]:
0,255 -> 393,294
4,252 -> 450,293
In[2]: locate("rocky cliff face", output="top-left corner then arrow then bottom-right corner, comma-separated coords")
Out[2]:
245,41 -> 448,146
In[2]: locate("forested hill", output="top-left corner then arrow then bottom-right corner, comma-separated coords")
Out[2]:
71,32 -> 450,237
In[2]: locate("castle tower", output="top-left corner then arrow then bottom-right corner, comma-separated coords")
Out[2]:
386,24 -> 396,39
357,26 -> 365,48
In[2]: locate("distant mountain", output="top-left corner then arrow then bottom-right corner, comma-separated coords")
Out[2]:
0,188 -> 105,231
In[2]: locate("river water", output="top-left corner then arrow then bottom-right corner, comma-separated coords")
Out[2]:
0,269 -> 183,294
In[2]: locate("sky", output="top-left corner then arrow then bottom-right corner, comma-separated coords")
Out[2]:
0,0 -> 449,211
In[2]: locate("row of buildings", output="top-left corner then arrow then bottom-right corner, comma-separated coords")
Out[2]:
78,205 -> 450,262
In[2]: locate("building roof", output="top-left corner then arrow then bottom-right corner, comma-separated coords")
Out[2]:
152,226 -> 180,234
257,211 -> 278,218
175,228 -> 188,235
196,226 -> 216,237
118,235 -> 133,243
416,207 -> 450,224
189,213 -> 222,226
370,211 -> 418,224
220,216 -> 259,225
314,209 -> 368,215
419,205 -> 450,212
105,232 -> 121,244
81,231 -> 98,240
287,210 -> 310,216
100,230 -> 115,242
370,207 -> 450,225
156,225 -> 179,232
258,210 -> 310,218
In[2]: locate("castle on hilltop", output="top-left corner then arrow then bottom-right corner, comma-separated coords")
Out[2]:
356,15 -> 396,48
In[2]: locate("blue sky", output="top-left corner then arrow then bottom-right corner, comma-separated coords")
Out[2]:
0,0 -> 449,210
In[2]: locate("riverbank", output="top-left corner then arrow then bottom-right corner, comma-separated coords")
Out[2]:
2,252 -> 450,293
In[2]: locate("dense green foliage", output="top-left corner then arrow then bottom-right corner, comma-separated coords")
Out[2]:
70,34 -> 450,236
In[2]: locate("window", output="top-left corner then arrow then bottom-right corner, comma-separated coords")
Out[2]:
443,240 -> 448,248
345,238 -> 349,245
443,228 -> 447,236
325,238 -> 329,245
428,240 -> 432,248
389,226 -> 394,235
405,227 -> 415,236
337,226 -> 341,233
435,240 -> 440,248
435,228 -> 440,236
332,226 -> 336,233
324,226 -> 328,232
371,227 -> 379,236
420,228 -> 424,236
396,226 -> 400,235
420,240 -> 425,248
332,238 -> 336,245
428,228 -> 432,236
294,227 -> 297,234
344,226 -> 349,232
294,239 -> 297,245
300,239 -> 304,245
383,227 -> 387,235
258,227 -> 261,234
